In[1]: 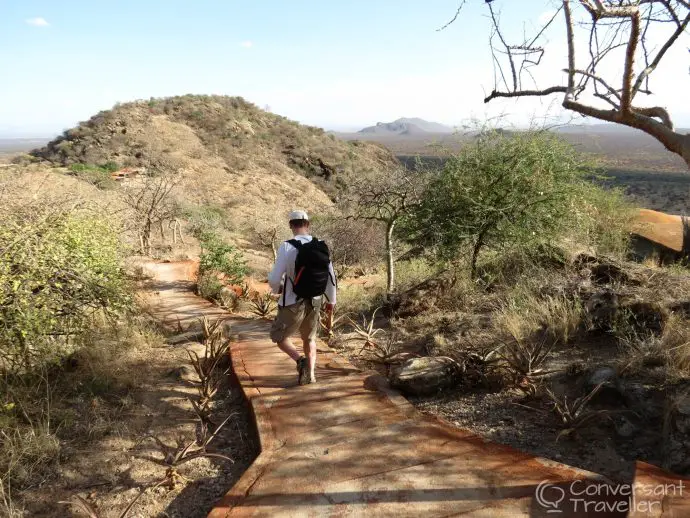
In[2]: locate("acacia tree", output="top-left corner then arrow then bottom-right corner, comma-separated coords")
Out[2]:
406,131 -> 589,278
121,173 -> 180,255
448,1 -> 690,168
345,168 -> 425,296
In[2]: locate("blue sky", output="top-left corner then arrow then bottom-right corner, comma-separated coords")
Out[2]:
1,0 -> 688,137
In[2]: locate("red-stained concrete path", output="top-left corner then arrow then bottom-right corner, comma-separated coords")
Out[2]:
143,261 -> 689,518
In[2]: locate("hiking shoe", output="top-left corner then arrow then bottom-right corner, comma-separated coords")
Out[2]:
297,357 -> 309,386
309,375 -> 316,384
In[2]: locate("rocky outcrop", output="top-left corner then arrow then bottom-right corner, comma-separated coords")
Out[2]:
390,356 -> 462,396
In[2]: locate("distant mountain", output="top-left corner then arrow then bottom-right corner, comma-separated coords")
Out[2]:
358,118 -> 454,135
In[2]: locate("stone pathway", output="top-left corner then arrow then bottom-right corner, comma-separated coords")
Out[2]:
143,261 -> 689,517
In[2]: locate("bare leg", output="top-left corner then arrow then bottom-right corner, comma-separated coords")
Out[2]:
303,339 -> 317,381
277,338 -> 301,362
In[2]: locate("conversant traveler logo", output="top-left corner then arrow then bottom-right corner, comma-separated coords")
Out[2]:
534,479 -> 686,514
535,481 -> 566,513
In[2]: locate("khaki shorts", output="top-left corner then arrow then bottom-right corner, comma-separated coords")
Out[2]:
270,297 -> 322,343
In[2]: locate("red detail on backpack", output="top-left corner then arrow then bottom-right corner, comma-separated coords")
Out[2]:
293,266 -> 305,286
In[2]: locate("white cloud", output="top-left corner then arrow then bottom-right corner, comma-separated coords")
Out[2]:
26,17 -> 50,27
240,41 -> 253,48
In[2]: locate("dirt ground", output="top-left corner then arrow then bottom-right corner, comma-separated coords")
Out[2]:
15,304 -> 259,518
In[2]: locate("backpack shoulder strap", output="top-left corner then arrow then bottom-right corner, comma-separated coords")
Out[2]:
287,239 -> 302,248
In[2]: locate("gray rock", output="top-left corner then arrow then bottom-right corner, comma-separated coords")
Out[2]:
584,366 -> 626,404
168,365 -> 198,382
390,356 -> 461,396
614,416 -> 637,438
586,366 -> 618,388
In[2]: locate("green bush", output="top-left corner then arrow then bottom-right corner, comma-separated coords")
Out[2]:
68,163 -> 119,190
405,131 -> 591,277
197,271 -> 224,300
198,231 -> 248,285
0,210 -> 130,372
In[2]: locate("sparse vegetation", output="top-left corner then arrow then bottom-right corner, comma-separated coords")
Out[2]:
343,167 -> 425,295
495,335 -> 556,395
183,203 -> 227,239
497,292 -> 584,346
34,95 -> 397,197
345,308 -> 385,355
120,173 -> 180,255
314,215 -> 384,278
198,231 -> 248,289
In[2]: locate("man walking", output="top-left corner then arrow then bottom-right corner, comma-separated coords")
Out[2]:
268,210 -> 337,385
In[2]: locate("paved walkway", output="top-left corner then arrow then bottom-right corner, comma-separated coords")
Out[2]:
143,261 -> 689,517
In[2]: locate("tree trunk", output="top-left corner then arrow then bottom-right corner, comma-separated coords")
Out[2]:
471,236 -> 485,280
385,220 -> 396,298
143,220 -> 152,256
271,240 -> 277,262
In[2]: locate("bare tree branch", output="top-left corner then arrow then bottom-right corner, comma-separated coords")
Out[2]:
484,86 -> 568,103
437,0 -> 468,31
632,10 -> 690,96
448,0 -> 690,168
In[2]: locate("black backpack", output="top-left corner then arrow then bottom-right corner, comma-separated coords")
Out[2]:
287,238 -> 331,300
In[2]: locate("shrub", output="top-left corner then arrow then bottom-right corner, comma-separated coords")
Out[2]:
183,204 -> 227,239
0,210 -> 130,372
198,231 -> 248,285
68,163 -> 118,190
314,215 -> 384,273
405,131 -> 590,277
197,272 -> 224,301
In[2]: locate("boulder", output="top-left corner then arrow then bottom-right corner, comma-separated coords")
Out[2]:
390,356 -> 461,396
584,365 -> 626,405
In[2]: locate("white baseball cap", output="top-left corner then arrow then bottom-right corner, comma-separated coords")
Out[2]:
288,210 -> 309,221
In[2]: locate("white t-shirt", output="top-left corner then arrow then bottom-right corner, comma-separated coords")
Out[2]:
267,234 -> 337,307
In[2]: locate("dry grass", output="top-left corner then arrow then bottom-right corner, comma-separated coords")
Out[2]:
0,315 -> 165,507
497,292 -> 584,346
337,278 -> 386,316
620,313 -> 690,378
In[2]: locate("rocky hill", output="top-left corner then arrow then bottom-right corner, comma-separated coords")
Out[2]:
358,118 -> 454,135
34,95 -> 397,222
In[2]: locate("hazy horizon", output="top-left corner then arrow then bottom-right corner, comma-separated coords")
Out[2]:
1,114 -> 682,140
